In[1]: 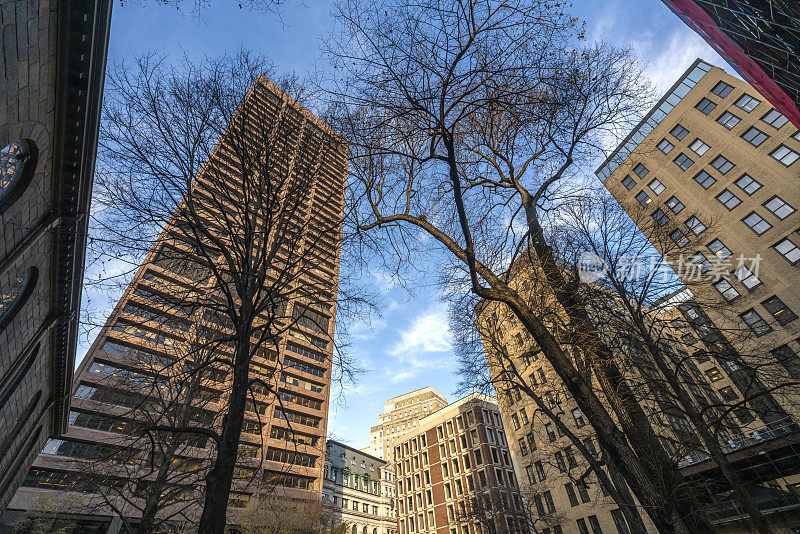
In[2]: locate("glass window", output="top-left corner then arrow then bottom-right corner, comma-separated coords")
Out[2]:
657,138 -> 674,155
673,152 -> 694,171
621,175 -> 635,190
713,279 -> 740,301
635,191 -> 652,206
764,196 -> 795,219
719,386 -> 739,402
716,111 -> 741,129
693,170 -> 716,189
0,266 -> 39,331
734,264 -> 761,289
633,163 -> 649,178
770,144 -> 800,166
689,138 -> 710,155
610,509 -> 631,534
770,345 -> 800,378
742,212 -> 772,235
695,97 -> 716,114
670,124 -> 689,140
710,155 -> 734,174
566,483 -> 579,507
651,208 -> 669,226
740,308 -> 772,336
670,229 -> 688,247
0,139 -> 37,212
685,216 -> 706,235
761,296 -> 798,325
648,178 -> 665,195
741,126 -> 769,147
716,189 -> 741,210
691,251 -> 712,273
734,94 -> 761,112
734,174 -> 761,195
774,238 -> 800,264
711,81 -> 734,98
666,196 -> 684,214
705,367 -> 724,382
761,109 -> 788,129
708,239 -> 732,259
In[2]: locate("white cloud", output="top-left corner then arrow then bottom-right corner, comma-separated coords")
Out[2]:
383,304 -> 453,383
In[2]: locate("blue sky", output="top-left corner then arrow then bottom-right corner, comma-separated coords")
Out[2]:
83,0 -> 730,450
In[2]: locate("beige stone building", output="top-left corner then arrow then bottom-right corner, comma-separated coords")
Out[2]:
0,0 -> 111,515
323,440 -> 397,534
392,394 -> 525,534
367,387 -> 449,461
4,76 -> 348,530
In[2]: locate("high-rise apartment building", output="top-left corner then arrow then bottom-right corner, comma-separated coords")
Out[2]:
598,59 -> 800,417
391,394 -> 525,534
367,387 -> 449,461
0,0 -> 111,514
322,440 -> 397,534
4,76 -> 347,530
659,0 -> 800,128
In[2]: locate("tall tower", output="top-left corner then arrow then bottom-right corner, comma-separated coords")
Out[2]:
7,76 -> 347,527
367,387 -> 449,461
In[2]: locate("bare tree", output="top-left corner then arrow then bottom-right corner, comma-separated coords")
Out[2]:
92,49 -> 356,532
324,0 -> 715,531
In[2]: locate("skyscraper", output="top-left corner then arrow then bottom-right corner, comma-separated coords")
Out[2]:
659,0 -> 800,128
0,0 -> 111,515
5,76 -> 347,530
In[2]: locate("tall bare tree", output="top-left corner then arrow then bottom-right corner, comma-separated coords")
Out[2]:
324,0 -> 716,531
93,49 -> 357,532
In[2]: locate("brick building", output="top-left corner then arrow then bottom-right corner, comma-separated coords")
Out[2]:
0,0 -> 111,514
323,440 -> 397,534
4,75 -> 347,530
392,394 -> 525,534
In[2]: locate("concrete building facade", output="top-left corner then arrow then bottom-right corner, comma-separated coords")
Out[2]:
367,387 -> 449,461
392,394 -> 525,534
4,75 -> 347,530
323,440 -> 397,534
0,0 -> 111,514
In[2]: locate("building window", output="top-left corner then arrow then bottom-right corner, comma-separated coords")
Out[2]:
588,515 -> 603,534
711,81 -> 734,97
761,109 -> 788,129
692,170 -> 716,189
657,138 -> 674,154
565,483 -> 579,506
632,163 -> 649,179
719,386 -> 738,402
648,178 -> 665,195
735,408 -> 755,425
635,191 -> 651,207
543,491 -> 556,513
673,152 -> 694,171
670,229 -> 688,247
713,279 -> 740,301
733,264 -> 761,289
610,509 -> 631,534
0,266 -> 39,332
734,93 -> 761,112
769,345 -> 800,378
685,216 -> 706,235
761,296 -> 798,325
764,196 -> 795,219
710,155 -> 734,174
666,196 -> 684,214
577,520 -> 590,534
545,423 -> 557,442
741,126 -> 769,147
621,175 -> 636,190
0,139 -> 38,212
734,174 -> 761,195
670,124 -> 689,140
534,461 -> 545,482
742,212 -> 772,235
770,144 -> 799,166
716,111 -> 741,129
707,239 -> 732,259
572,409 -> 585,428
651,208 -> 669,226
716,189 -> 741,210
774,238 -> 800,264
689,138 -> 710,156
740,308 -> 772,336
695,97 -> 716,114
691,251 -> 712,273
